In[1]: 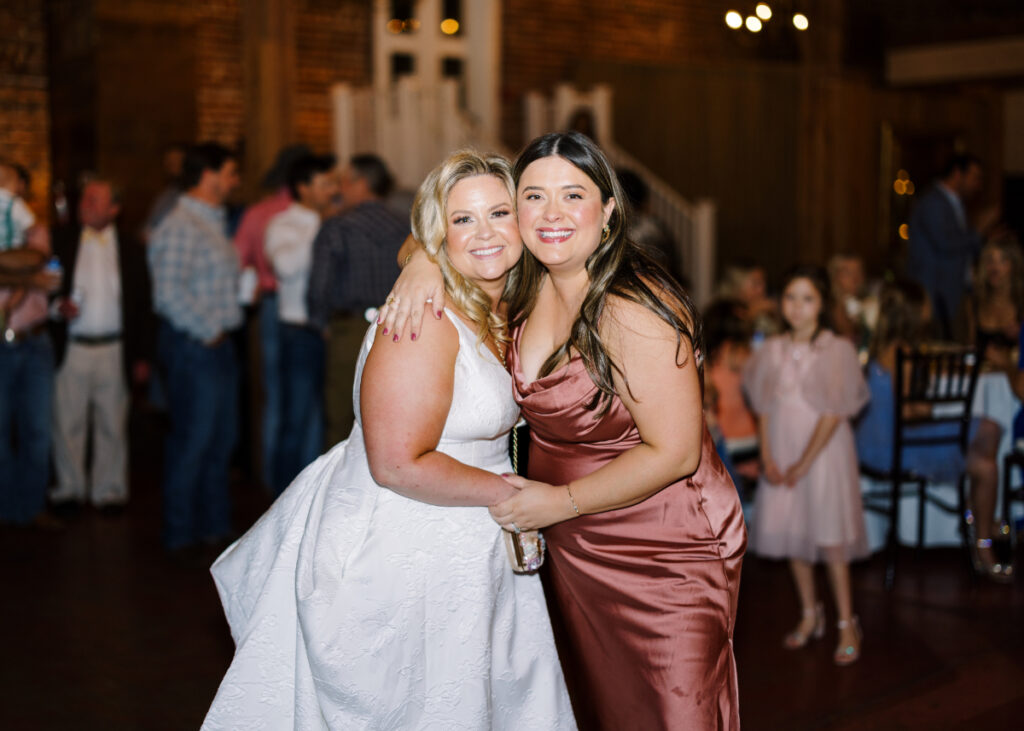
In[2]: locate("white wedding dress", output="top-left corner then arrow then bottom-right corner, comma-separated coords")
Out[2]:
202,312 -> 575,730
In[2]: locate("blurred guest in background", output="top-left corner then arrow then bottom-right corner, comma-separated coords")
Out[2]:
717,260 -> 781,344
149,142 -> 241,553
827,251 -> 867,345
144,142 -> 187,238
265,152 -> 338,494
233,143 -> 311,490
0,161 -> 57,528
968,235 -> 1023,367
0,162 -> 38,251
703,298 -> 758,486
744,265 -> 869,665
906,153 -> 1000,341
307,154 -> 407,446
49,177 -> 151,514
855,279 -> 1010,582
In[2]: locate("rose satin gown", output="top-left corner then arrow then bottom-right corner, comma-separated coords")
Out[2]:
511,327 -> 747,731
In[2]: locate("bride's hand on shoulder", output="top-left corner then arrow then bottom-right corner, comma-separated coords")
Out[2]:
378,240 -> 447,342
488,474 -> 578,531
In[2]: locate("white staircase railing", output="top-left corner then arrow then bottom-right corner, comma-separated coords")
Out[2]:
331,77 -> 507,192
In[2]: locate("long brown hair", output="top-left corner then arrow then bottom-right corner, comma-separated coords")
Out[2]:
508,131 -> 702,414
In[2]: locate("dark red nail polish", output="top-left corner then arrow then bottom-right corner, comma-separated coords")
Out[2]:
393,334 -> 399,342
411,333 -> 417,341
382,327 -> 388,334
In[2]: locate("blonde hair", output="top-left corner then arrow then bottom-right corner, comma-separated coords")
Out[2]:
410,150 -> 517,350
973,235 -> 1024,319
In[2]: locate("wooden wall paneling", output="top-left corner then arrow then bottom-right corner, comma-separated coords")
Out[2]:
95,19 -> 198,239
577,61 -> 800,287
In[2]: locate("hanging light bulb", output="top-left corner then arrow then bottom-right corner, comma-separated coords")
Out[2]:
756,4 -> 772,21
746,16 -> 762,32
793,13 -> 809,31
725,11 -> 743,30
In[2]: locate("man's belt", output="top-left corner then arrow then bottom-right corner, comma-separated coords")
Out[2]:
70,332 -> 122,346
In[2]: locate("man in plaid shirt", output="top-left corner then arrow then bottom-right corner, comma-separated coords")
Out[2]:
149,142 -> 241,554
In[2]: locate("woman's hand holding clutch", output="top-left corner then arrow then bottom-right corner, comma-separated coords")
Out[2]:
490,474 -> 580,531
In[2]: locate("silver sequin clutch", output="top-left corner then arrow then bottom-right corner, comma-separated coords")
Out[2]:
504,529 -> 545,573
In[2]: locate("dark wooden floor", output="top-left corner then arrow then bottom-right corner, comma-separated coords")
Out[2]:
2,408 -> 1023,730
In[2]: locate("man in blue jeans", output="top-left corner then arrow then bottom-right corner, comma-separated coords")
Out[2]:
148,143 -> 241,552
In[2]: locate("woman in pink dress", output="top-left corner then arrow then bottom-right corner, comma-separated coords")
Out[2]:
743,265 -> 869,665
383,132 -> 746,730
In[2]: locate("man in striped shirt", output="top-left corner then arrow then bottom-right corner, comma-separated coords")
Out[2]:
148,142 -> 241,553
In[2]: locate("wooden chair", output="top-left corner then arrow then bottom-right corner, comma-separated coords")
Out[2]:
860,345 -> 981,590
1002,449 -> 1024,552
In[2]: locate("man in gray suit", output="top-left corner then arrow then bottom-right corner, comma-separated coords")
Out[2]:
906,154 -> 999,340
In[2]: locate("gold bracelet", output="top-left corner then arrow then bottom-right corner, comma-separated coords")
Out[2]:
566,484 -> 580,516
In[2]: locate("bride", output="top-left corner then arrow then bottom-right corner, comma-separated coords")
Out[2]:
202,151 -> 576,730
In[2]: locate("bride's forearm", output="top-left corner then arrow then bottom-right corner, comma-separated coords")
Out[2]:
372,450 -> 518,507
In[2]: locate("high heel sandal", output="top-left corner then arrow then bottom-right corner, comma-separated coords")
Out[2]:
834,616 -> 862,666
970,538 -> 1014,584
783,602 -> 825,649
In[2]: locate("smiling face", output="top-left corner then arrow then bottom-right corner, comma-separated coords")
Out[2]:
515,155 -> 615,274
444,174 -> 522,297
781,276 -> 824,337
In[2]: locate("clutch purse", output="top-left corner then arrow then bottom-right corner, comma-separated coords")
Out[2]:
503,422 -> 545,573
504,528 -> 545,573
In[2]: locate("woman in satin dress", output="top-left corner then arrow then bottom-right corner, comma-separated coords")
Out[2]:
383,132 -> 746,730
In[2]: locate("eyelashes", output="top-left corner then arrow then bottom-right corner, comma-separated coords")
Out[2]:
450,208 -> 513,225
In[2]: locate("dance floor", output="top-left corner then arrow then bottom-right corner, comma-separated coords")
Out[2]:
2,409 -> 1022,729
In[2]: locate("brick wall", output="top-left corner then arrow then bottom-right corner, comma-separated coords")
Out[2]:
90,0 -> 244,147
0,0 -> 50,220
194,0 -> 244,145
43,0 -> 371,232
294,1 -> 372,149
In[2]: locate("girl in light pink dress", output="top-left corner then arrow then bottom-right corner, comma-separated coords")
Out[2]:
743,265 -> 870,666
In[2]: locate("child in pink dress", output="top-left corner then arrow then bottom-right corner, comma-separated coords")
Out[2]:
743,265 -> 870,666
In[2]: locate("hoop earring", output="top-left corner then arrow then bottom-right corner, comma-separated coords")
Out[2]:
600,224 -> 611,243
